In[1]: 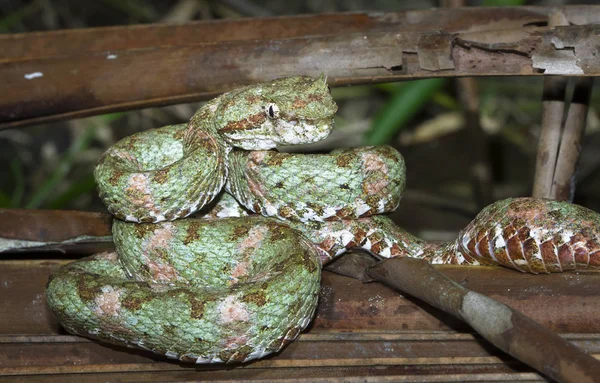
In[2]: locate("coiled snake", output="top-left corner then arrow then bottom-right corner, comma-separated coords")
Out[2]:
46,76 -> 600,364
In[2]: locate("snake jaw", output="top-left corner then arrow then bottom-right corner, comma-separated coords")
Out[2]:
273,116 -> 334,146
220,116 -> 334,150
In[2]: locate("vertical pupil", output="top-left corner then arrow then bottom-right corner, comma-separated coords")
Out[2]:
268,105 -> 275,118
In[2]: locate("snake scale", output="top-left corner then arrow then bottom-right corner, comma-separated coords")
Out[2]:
46,76 -> 600,364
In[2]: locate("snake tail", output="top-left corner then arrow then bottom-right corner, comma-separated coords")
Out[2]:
430,197 -> 600,273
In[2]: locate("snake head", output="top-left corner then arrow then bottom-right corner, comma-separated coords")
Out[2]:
215,75 -> 338,150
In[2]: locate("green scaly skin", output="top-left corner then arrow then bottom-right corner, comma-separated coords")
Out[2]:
46,218 -> 320,364
226,146 -> 405,222
93,122 -> 229,223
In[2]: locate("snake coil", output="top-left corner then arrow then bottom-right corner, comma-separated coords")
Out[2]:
47,76 -> 600,364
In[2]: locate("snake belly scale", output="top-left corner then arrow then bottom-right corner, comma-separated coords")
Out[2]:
46,76 -> 600,365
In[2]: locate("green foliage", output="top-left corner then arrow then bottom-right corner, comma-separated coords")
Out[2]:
364,78 -> 446,145
431,91 -> 460,110
27,113 -> 123,209
0,190 -> 10,207
0,0 -> 42,33
10,159 -> 24,207
482,0 -> 525,6
0,159 -> 25,208
25,127 -> 96,209
47,174 -> 97,210
100,0 -> 158,21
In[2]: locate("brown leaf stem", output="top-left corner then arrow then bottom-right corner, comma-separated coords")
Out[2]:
532,12 -> 569,199
551,77 -> 594,201
367,257 -> 600,383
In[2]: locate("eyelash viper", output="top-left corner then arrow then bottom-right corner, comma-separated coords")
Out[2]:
46,76 -> 600,365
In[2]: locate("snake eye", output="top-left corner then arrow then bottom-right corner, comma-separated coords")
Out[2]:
265,103 -> 279,119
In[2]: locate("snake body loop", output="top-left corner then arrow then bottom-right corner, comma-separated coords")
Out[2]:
94,123 -> 228,223
226,145 -> 405,222
47,76 -> 600,365
47,218 -> 320,363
